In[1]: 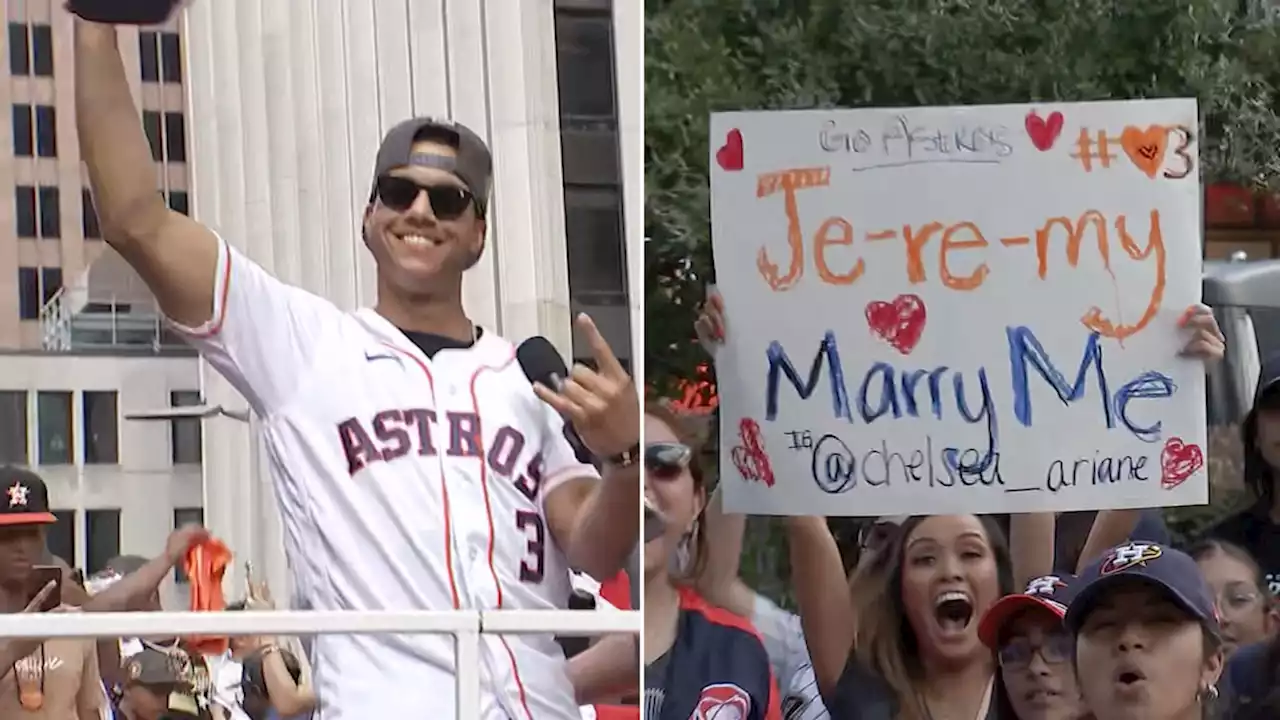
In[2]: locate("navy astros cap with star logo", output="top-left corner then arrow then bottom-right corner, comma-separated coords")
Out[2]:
0,466 -> 56,526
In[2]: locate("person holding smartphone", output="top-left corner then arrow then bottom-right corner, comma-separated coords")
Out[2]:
0,466 -> 105,719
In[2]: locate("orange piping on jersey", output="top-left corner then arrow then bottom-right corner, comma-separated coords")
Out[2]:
383,342 -> 461,610
467,348 -> 534,720
185,240 -> 234,339
498,636 -> 535,720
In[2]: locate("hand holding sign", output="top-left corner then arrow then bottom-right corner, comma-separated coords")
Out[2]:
1177,305 -> 1225,364
694,290 -> 726,357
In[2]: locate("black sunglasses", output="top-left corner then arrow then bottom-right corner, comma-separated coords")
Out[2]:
375,176 -> 475,219
646,442 -> 692,479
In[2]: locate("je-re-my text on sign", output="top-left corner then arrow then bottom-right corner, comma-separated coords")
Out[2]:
709,99 -> 1206,517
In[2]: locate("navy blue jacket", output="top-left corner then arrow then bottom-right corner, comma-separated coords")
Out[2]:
656,588 -> 781,720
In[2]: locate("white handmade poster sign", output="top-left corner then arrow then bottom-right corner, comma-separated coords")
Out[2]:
708,99 -> 1206,516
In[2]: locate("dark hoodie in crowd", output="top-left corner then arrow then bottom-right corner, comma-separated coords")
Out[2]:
1207,355 -> 1280,595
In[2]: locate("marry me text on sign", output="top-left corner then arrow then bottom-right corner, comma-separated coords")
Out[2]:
709,99 -> 1206,516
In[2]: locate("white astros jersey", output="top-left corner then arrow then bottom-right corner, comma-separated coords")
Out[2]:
170,237 -> 598,720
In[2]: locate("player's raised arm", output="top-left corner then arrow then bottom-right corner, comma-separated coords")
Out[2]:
540,315 -> 642,581
73,19 -> 217,330
72,13 -> 342,415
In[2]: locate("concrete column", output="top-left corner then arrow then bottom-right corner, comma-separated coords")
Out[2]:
181,0 -> 573,602
613,0 -> 644,373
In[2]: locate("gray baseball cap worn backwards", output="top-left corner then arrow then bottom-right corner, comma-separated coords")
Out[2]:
371,117 -> 493,215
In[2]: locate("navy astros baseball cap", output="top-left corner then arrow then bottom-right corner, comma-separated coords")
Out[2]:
124,647 -> 203,717
978,573 -> 1078,648
370,117 -> 493,214
1064,542 -> 1218,634
0,466 -> 56,526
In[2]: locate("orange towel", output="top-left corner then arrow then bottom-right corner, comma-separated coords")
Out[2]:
593,706 -> 640,720
184,537 -> 231,655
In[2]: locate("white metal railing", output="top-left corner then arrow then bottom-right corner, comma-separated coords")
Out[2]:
37,286 -> 188,352
0,609 -> 640,719
39,285 -> 72,351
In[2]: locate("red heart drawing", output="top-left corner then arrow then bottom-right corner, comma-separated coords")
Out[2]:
1024,110 -> 1064,152
1160,437 -> 1204,490
865,294 -> 927,355
730,418 -> 775,487
716,129 -> 744,172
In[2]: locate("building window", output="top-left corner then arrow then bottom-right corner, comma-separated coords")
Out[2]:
8,24 -> 28,76
0,392 -> 28,465
170,391 -> 202,465
85,509 -> 121,576
142,111 -> 162,161
139,32 -> 160,83
35,105 -> 56,158
38,186 -> 60,238
12,104 -> 32,156
139,32 -> 181,84
172,507 -> 204,582
15,186 -> 36,237
143,111 -> 188,163
554,12 -> 617,126
41,267 -> 62,307
31,25 -> 52,77
564,187 -> 626,300
82,190 -> 101,239
82,391 -> 119,465
168,191 -> 189,216
17,267 -> 39,320
47,510 -> 76,567
164,113 -> 187,162
160,33 -> 182,83
18,267 -> 61,320
37,391 -> 73,466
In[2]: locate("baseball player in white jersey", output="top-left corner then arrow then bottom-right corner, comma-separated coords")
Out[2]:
71,11 -> 641,720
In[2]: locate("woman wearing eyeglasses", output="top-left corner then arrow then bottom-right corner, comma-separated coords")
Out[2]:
1195,540 -> 1276,718
1188,540 -> 1274,658
643,402 -> 781,720
977,575 -> 1085,720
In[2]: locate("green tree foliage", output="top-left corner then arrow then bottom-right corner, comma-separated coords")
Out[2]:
647,0 -> 1280,397
646,0 -> 1280,603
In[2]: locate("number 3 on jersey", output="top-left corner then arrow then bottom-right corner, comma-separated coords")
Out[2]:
512,451 -> 546,584
515,510 -> 545,583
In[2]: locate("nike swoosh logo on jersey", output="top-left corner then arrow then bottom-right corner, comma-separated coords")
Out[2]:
364,350 -> 398,363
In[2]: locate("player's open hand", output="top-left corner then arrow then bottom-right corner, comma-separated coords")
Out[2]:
533,314 -> 640,458
1178,304 -> 1225,366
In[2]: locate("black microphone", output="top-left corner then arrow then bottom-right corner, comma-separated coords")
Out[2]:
517,337 -> 595,466
644,497 -> 666,543
67,0 -> 187,24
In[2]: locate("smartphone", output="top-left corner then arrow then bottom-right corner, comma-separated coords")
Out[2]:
29,565 -> 62,612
